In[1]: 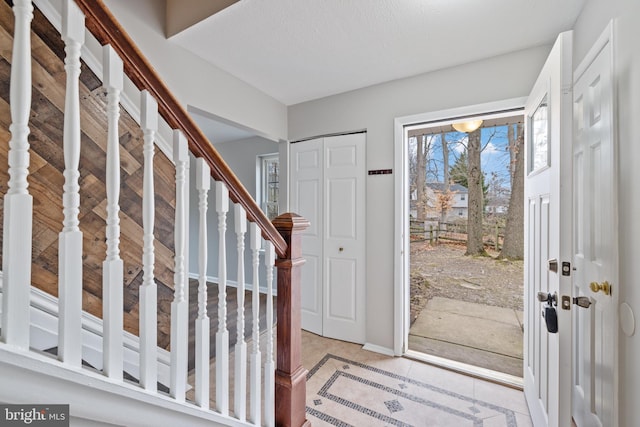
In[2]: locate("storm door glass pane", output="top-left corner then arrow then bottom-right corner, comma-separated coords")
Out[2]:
530,95 -> 549,173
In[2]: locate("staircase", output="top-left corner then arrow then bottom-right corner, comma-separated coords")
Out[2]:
0,0 -> 309,426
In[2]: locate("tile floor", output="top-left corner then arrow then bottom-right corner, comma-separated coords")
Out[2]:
302,331 -> 533,427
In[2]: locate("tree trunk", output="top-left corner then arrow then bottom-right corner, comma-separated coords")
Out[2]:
508,124 -> 516,181
416,135 -> 426,221
500,123 -> 525,259
441,131 -> 449,223
466,129 -> 485,255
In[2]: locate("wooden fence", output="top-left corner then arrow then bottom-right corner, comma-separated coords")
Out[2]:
410,220 -> 504,251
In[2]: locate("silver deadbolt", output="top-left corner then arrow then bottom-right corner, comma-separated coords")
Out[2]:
548,258 -> 558,273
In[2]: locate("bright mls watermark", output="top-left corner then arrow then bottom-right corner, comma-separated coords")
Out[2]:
0,405 -> 69,426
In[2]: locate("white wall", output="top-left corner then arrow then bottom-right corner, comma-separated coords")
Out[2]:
573,1 -> 640,424
103,0 -> 288,141
288,45 -> 550,351
188,137 -> 279,289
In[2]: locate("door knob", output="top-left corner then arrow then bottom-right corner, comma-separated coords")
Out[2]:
589,281 -> 611,296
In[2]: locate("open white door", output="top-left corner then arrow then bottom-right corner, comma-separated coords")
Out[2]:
572,24 -> 618,427
290,133 -> 366,343
523,31 -> 573,427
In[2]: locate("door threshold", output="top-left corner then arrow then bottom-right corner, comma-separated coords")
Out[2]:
404,349 -> 523,390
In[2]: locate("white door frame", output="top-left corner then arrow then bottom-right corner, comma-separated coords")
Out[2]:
392,97 -> 527,356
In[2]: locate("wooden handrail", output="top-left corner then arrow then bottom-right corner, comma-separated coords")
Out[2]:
72,0 -> 287,258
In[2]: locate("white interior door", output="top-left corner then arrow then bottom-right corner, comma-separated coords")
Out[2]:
291,138 -> 323,336
323,134 -> 366,342
572,26 -> 618,427
290,134 -> 366,343
523,31 -> 573,427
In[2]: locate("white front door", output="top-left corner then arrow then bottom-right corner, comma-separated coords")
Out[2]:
572,25 -> 618,427
523,31 -> 573,427
290,133 -> 366,343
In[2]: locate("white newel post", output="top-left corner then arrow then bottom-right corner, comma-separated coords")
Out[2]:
215,181 -> 230,415
139,90 -> 158,392
264,241 -> 276,426
58,0 -> 85,367
1,0 -> 34,350
102,45 -> 124,380
195,158 -> 210,409
249,223 -> 262,426
234,205 -> 248,421
170,130 -> 189,402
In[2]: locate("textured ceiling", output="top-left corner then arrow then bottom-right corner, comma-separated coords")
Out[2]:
170,0 -> 585,106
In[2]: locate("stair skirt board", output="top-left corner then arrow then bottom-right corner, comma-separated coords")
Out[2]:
0,347 -> 235,427
0,273 -> 275,380
0,278 -> 173,390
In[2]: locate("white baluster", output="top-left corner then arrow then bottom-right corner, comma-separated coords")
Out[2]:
215,181 -> 229,415
58,0 -> 85,367
139,90 -> 158,392
171,131 -> 189,402
234,205 -> 247,421
195,158 -> 210,409
248,223 -> 262,426
264,241 -> 276,426
1,0 -> 34,349
102,44 -> 124,380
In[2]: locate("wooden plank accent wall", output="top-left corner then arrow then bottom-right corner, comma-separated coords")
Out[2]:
0,0 -> 177,350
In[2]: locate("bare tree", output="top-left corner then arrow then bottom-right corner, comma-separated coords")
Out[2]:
508,124 -> 517,180
411,134 -> 438,221
440,132 -> 450,223
466,128 -> 485,255
416,135 -> 426,221
499,123 -> 525,259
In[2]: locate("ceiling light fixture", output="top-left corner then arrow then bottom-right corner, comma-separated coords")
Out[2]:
452,119 -> 483,133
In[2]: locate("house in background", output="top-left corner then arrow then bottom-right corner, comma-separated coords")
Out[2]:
485,184 -> 511,216
1,0 -> 640,426
425,182 -> 469,220
485,197 -> 509,216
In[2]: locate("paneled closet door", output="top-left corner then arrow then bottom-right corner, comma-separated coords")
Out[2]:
290,133 -> 366,344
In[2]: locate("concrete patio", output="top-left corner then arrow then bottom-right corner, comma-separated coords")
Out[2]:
408,297 -> 524,377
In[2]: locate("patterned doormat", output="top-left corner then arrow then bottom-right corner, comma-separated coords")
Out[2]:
306,354 -> 520,427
